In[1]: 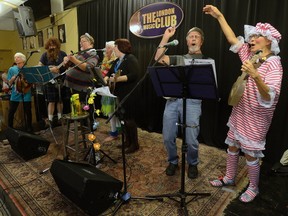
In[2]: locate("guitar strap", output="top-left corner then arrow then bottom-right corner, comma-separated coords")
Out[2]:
244,53 -> 274,80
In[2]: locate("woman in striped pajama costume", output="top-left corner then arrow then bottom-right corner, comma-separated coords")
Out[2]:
203,5 -> 283,202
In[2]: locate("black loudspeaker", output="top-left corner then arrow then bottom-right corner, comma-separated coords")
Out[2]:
50,159 -> 123,215
13,6 -> 37,37
5,127 -> 50,161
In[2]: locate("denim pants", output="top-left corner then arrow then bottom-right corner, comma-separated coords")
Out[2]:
162,98 -> 201,166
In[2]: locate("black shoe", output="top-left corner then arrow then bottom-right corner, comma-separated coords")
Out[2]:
44,120 -> 53,129
52,119 -> 62,128
125,145 -> 139,154
165,163 -> 178,176
188,165 -> 198,179
26,127 -> 34,134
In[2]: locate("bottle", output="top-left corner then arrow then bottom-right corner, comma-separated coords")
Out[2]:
70,96 -> 75,116
95,151 -> 101,168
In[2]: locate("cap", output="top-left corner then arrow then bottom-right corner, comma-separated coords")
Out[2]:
244,22 -> 281,54
82,33 -> 94,45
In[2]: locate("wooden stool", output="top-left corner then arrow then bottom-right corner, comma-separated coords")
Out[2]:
63,112 -> 91,161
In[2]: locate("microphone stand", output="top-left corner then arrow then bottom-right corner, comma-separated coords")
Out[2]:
39,53 -> 98,175
145,49 -> 211,216
106,48 -> 166,215
105,47 -> 167,124
44,54 -> 97,86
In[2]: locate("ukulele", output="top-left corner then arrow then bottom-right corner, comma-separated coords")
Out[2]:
228,51 -> 263,106
48,53 -> 74,87
109,69 -> 121,94
48,53 -> 73,72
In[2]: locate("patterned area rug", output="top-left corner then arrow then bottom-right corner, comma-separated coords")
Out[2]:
0,118 -> 248,215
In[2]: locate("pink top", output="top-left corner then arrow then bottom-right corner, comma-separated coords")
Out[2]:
228,42 -> 283,151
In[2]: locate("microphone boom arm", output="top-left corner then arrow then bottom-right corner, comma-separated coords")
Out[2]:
44,54 -> 97,85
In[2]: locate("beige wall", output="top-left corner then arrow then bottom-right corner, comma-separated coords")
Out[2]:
0,31 -> 22,72
0,7 -> 78,68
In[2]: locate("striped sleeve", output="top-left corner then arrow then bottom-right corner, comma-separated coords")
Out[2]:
262,56 -> 283,95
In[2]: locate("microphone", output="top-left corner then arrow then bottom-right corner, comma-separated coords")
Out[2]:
158,39 -> 179,48
96,48 -> 106,52
28,50 -> 41,54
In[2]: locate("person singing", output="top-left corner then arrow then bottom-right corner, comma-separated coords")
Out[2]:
39,37 -> 68,127
203,5 -> 283,202
7,52 -> 33,133
104,39 -> 140,154
64,33 -> 98,93
155,26 -> 207,179
63,33 -> 99,130
100,41 -> 121,142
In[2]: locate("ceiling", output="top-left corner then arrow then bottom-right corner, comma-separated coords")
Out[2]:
0,0 -> 27,30
0,0 -> 94,31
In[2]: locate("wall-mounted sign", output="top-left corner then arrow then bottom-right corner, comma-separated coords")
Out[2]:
129,2 -> 184,38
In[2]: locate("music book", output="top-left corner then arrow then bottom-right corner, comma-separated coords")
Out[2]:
184,58 -> 217,87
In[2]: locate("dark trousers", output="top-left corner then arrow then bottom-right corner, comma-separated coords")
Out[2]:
124,119 -> 138,147
8,101 -> 32,130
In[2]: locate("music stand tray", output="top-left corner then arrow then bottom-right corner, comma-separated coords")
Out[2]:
21,66 -> 53,84
147,64 -> 218,215
22,66 -> 60,144
148,64 -> 218,100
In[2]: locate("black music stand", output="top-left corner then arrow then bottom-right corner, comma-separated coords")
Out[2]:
147,64 -> 218,215
21,66 -> 53,84
22,66 -> 59,143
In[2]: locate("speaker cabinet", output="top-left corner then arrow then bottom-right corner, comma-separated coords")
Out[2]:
50,159 -> 123,215
5,127 -> 50,161
14,6 -> 37,37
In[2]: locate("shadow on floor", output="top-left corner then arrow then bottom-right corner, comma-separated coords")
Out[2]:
224,161 -> 288,216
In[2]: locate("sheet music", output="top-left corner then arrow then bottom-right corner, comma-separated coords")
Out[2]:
92,86 -> 117,98
184,58 -> 217,87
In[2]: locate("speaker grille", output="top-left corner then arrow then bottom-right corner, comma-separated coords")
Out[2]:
50,160 -> 123,215
5,127 -> 50,160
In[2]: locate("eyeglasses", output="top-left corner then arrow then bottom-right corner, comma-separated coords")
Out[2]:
250,34 -> 264,39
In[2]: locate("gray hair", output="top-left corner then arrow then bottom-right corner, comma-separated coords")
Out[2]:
14,52 -> 26,62
105,41 -> 115,47
186,27 -> 204,42
81,33 -> 94,45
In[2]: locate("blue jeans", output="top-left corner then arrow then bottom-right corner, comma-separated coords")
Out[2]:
163,98 -> 201,166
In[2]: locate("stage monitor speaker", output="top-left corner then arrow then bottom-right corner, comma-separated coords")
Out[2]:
5,127 -> 50,161
50,159 -> 123,215
14,6 -> 37,37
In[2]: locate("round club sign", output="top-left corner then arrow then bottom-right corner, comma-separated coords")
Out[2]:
129,2 -> 184,38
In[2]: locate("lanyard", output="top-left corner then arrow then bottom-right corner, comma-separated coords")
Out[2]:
114,57 -> 123,73
114,60 -> 120,72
